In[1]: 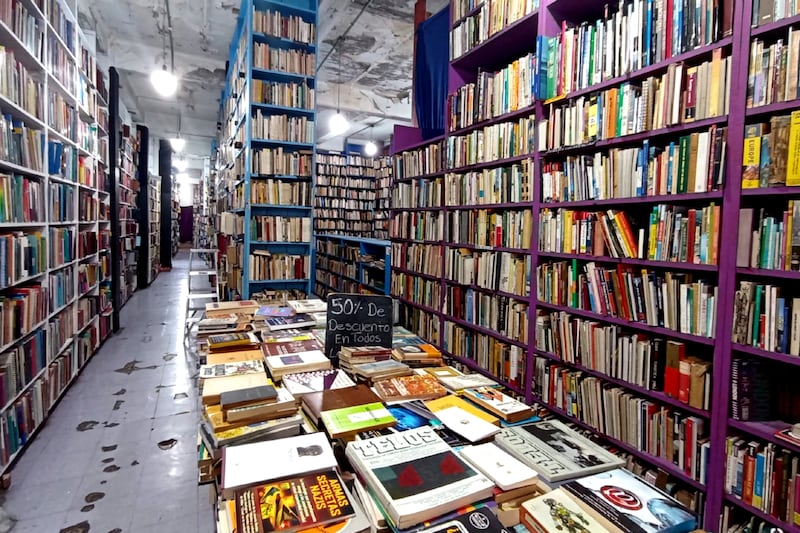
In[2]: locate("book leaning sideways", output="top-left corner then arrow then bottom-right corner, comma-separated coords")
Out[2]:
494,419 -> 624,483
345,426 -> 494,529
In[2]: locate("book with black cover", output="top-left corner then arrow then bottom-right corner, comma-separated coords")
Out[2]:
266,314 -> 317,331
220,385 -> 278,410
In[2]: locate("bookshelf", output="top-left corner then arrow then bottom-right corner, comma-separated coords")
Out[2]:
148,172 -> 161,283
134,125 -> 158,288
388,0 -> 800,529
116,122 -> 139,305
314,150 -> 377,237
314,234 -> 391,299
216,0 -> 317,299
374,156 -> 392,240
0,0 -> 111,472
170,174 -> 179,257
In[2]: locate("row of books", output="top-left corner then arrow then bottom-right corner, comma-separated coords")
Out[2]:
48,92 -> 76,142
77,231 -> 98,257
312,219 -> 373,235
752,0 -> 800,26
0,328 -> 45,409
543,54 -> 731,150
390,210 -> 443,241
49,265 -> 73,310
47,35 -> 76,95
537,262 -> 719,338
315,175 -> 375,187
747,30 -> 800,109
724,436 -> 800,526
248,215 -> 311,243
316,211 -> 372,222
316,153 -> 374,167
0,232 -> 45,288
448,52 -> 535,132
730,357 -> 800,422
49,182 -> 74,222
393,177 -> 442,208
253,8 -> 315,44
0,175 -> 42,223
394,139 -> 444,179
78,190 -> 97,222
538,204 -> 721,265
0,284 -> 46,346
542,125 -> 728,201
445,114 -> 535,169
77,263 -> 99,290
0,1 -> 43,62
0,48 -> 41,122
48,226 -> 73,265
251,112 -> 313,143
315,238 -> 359,262
251,147 -> 312,176
446,248 -> 530,297
247,252 -> 308,281
314,186 -> 375,200
732,281 -> 800,355
449,0 -> 538,60
443,321 -> 526,387
47,0 -> 75,54
253,43 -> 315,76
742,111 -> 800,189
533,356 -> 711,483
446,208 -> 533,250
391,273 -> 441,310
247,179 -> 310,206
445,161 -> 533,205
47,306 -> 74,357
0,116 -> 43,172
313,199 -> 373,211
316,255 -> 357,280
535,310 -> 712,410
536,1 -> 732,100
251,79 -> 314,110
737,204 -> 800,271
399,306 -> 441,344
445,287 -> 529,342
392,242 -> 443,277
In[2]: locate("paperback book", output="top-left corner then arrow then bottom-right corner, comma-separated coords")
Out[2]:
520,488 -> 617,533
288,298 -> 327,314
281,369 -> 356,397
461,387 -> 533,423
320,402 -> 397,440
266,314 -> 317,331
265,350 -> 332,380
199,360 -> 265,379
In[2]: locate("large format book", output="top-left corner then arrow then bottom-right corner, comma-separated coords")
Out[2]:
199,360 -> 265,379
461,387 -> 533,423
520,488 -> 618,533
494,419 -> 624,482
372,374 -> 447,402
459,442 -> 538,491
207,348 -> 265,365
266,314 -> 317,331
202,372 -> 272,406
222,386 -> 298,424
206,300 -> 260,317
265,350 -> 331,380
288,298 -> 327,314
281,369 -> 356,397
301,384 -> 381,423
562,469 -> 697,533
320,402 -> 397,440
345,427 -> 495,529
221,432 -> 337,499
425,394 -> 500,426
234,469 -> 355,533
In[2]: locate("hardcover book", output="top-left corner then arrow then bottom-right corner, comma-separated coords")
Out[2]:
206,348 -> 264,365
281,369 -> 356,397
261,339 -> 324,357
461,387 -> 534,423
435,373 -> 499,392
494,420 -> 624,482
199,360 -> 264,379
520,488 -> 618,533
345,427 -> 495,529
373,374 -> 447,402
265,350 -> 332,380
320,402 -> 397,440
202,372 -> 272,406
266,314 -> 317,331
288,298 -> 327,314
234,470 -> 355,533
301,384 -> 382,423
562,469 -> 697,533
206,300 -> 260,317
221,432 -> 337,499
459,442 -> 538,491
223,386 -> 298,424
416,505 -> 510,533
220,385 -> 278,410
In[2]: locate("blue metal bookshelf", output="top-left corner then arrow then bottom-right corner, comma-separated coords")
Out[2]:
218,0 -> 317,298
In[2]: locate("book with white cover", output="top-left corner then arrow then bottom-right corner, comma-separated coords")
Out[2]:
220,432 -> 336,499
288,298 -> 327,314
436,373 -> 498,391
494,419 -> 624,482
198,360 -> 264,379
434,406 -> 499,443
459,442 -> 538,491
281,368 -> 356,396
520,488 -> 618,533
264,349 -> 331,380
345,426 -> 494,529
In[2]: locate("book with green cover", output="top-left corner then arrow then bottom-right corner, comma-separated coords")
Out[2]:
320,402 -> 396,440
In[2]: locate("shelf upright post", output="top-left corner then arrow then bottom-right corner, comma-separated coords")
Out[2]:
159,139 -> 173,269
243,0 -> 254,298
108,67 -> 121,332
136,125 -> 151,287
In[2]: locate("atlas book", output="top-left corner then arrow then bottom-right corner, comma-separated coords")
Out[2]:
320,402 -> 398,440
266,314 -> 317,331
345,426 -> 495,529
461,387 -> 534,423
234,469 -> 355,533
562,468 -> 697,533
199,360 -> 265,379
265,350 -> 332,381
520,488 -> 619,533
494,419 -> 624,482
372,374 -> 447,402
221,432 -> 337,499
288,298 -> 327,314
281,369 -> 356,397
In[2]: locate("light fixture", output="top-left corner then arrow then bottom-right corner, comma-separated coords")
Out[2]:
176,172 -> 190,182
170,137 -> 186,152
328,43 -> 349,135
364,141 -> 378,156
174,157 -> 188,171
150,65 -> 177,97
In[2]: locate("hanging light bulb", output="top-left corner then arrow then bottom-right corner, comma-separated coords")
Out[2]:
364,140 -> 378,156
170,137 -> 186,152
174,157 -> 188,171
151,65 -> 178,97
328,112 -> 349,136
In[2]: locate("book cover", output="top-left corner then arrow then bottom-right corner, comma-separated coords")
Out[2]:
222,432 -> 337,499
386,405 -> 430,432
520,488 -> 617,533
301,384 -> 382,423
288,299 -> 327,314
416,505 -> 510,533
221,385 -> 278,410
267,314 -> 317,331
788,110 -> 800,186
265,350 -> 332,379
345,427 -> 495,529
562,468 -> 697,533
281,369 -> 356,397
199,360 -> 265,379
207,348 -> 265,365
459,442 -> 538,491
373,374 -> 447,402
425,394 -> 500,426
208,332 -> 260,350
435,373 -> 498,392
255,305 -> 295,319
433,406 -> 499,443
262,339 -> 324,357
320,402 -> 397,439
742,124 -> 765,189
494,420 -> 624,482
461,387 -> 533,422
202,373 -> 272,406
234,470 -> 355,533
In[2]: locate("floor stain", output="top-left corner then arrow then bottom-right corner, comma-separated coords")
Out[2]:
174,410 -> 190,416
112,400 -> 124,411
115,360 -> 158,375
76,421 -> 99,432
131,460 -> 139,466
101,445 -> 117,452
59,521 -> 90,533
100,480 -> 107,485
103,422 -> 119,428
85,492 -> 105,503
173,392 -> 188,400
112,388 -> 126,396
157,438 -> 177,450
163,353 -> 177,361
108,529 -> 122,533
102,458 -> 114,464
80,504 -> 94,512
103,465 -> 120,473
141,335 -> 152,343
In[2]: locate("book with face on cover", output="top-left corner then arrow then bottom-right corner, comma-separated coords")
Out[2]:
265,350 -> 332,381
345,427 -> 495,530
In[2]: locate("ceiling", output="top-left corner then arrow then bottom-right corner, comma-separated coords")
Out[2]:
76,0 -> 449,177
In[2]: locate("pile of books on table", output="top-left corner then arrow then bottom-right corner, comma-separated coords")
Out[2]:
195,298 -> 701,533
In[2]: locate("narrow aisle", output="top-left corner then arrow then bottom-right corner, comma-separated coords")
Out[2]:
1,251 -> 214,533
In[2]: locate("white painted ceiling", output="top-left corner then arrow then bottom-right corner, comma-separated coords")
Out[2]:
76,0 -> 449,174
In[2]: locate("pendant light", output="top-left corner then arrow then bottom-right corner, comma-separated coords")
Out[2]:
328,43 -> 349,136
170,112 -> 186,152
364,125 -> 377,156
151,2 -> 178,97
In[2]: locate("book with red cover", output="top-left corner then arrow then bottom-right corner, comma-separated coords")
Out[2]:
261,339 -> 324,357
373,374 -> 447,403
664,340 -> 685,399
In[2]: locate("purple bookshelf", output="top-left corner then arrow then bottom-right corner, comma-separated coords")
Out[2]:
388,1 -> 800,530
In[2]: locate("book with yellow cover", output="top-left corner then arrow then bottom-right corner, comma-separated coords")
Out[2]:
425,394 -> 500,426
787,110 -> 800,186
207,348 -> 264,365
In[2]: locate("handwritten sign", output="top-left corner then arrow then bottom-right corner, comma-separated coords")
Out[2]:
324,294 -> 392,361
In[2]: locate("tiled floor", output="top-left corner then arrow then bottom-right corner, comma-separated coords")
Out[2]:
1,251 -> 215,532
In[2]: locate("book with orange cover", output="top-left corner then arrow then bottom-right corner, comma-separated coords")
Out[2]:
207,349 -> 264,365
373,374 -> 447,402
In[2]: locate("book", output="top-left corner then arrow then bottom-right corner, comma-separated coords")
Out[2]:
199,360 -> 265,379
459,442 -> 538,491
281,369 -> 356,397
220,385 -> 278,410
265,350 -> 332,381
320,402 -> 397,440
416,504 -> 511,533
208,332 -> 260,351
774,424 -> 800,447
254,305 -> 294,320
425,394 -> 500,426
288,298 -> 327,314
234,470 -> 355,533
301,384 -> 382,423
461,387 -> 533,423
520,488 -> 618,533
207,348 -> 265,365
350,359 -> 413,381
206,300 -> 260,317
345,427 -> 495,529
202,373 -> 272,406
434,373 -> 499,392
221,432 -> 337,499
223,387 -> 298,424
562,468 -> 697,533
788,110 -> 800,186
432,406 -> 500,442
266,314 -> 317,331
201,414 -> 303,449
494,420 -> 625,482
373,374 -> 448,403
261,339 -> 324,356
